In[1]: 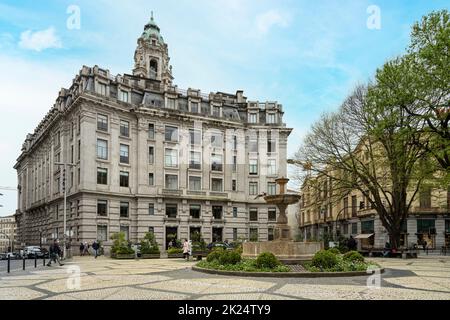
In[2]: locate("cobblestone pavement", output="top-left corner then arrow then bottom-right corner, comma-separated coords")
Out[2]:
0,256 -> 449,300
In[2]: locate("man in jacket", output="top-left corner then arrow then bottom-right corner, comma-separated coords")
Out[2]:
92,240 -> 100,259
47,239 -> 64,267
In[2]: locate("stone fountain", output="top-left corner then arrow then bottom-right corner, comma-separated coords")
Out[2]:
242,177 -> 323,264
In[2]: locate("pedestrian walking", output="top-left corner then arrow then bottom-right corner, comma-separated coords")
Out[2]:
92,240 -> 100,259
83,242 -> 90,256
79,242 -> 85,256
47,240 -> 64,267
182,239 -> 190,261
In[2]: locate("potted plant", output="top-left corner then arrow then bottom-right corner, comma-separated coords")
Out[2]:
140,232 -> 160,259
110,232 -> 135,259
191,231 -> 208,260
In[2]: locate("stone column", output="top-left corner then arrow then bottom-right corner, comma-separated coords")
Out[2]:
435,217 -> 445,249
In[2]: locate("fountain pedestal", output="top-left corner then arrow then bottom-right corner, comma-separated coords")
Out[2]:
242,178 -> 323,264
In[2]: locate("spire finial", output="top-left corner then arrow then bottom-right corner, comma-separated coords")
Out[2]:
151,11 -> 154,21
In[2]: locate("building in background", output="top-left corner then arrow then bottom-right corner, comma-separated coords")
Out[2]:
14,16 -> 292,254
299,174 -> 450,250
0,215 -> 16,252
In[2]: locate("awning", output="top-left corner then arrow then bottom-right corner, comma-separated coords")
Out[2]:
354,233 -> 374,239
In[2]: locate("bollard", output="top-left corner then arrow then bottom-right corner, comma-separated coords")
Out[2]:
43,257 -> 46,266
23,256 -> 26,270
7,255 -> 10,273
35,255 -> 37,268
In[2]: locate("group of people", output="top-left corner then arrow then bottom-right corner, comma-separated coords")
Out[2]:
79,241 -> 101,258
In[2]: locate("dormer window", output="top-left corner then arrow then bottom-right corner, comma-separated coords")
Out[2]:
266,113 -> 277,124
118,90 -> 129,103
167,98 -> 176,110
248,113 -> 258,124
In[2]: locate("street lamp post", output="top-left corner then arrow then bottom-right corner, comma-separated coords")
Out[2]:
54,162 -> 76,260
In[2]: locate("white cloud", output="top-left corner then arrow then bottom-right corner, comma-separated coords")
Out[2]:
255,10 -> 290,36
19,27 -> 62,52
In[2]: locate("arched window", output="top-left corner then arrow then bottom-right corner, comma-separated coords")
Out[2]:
149,59 -> 158,79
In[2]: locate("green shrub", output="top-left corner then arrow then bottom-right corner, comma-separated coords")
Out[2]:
255,252 -> 281,269
206,248 -> 224,262
218,250 -> 242,265
312,250 -> 338,269
343,251 -> 365,263
327,247 -> 341,255
140,232 -> 160,254
167,248 -> 183,254
111,232 -> 134,255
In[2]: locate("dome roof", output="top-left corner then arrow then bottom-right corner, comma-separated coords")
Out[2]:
141,13 -> 164,44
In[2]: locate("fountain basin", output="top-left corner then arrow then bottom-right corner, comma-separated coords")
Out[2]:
243,241 -> 323,265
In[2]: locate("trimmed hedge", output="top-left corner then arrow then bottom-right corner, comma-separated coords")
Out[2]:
343,251 -> 365,263
255,252 -> 281,269
311,250 -> 338,269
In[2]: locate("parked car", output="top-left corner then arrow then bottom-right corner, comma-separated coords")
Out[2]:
24,246 -> 48,258
207,242 -> 233,251
3,252 -> 20,260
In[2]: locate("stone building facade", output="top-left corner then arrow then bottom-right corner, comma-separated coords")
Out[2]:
0,215 -> 16,252
14,16 -> 292,254
299,174 -> 450,250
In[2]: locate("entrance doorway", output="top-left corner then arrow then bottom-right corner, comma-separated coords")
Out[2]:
166,226 -> 178,249
190,227 -> 201,241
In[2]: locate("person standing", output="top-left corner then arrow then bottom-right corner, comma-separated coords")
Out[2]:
47,240 -> 64,267
83,242 -> 90,256
92,240 -> 100,259
182,239 -> 190,261
347,235 -> 357,251
79,242 -> 85,256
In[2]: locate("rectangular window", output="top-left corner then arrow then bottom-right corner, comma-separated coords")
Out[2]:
268,159 -> 277,176
233,228 -> 238,241
249,159 -> 258,175
189,129 -> 201,146
249,138 -> 258,153
420,186 -> 432,208
120,226 -> 129,240
96,139 -> 108,160
191,102 -> 199,113
148,227 -> 154,235
211,178 -> 223,192
120,120 -> 130,137
211,133 -> 223,148
167,98 -> 176,109
267,113 -> 276,124
165,148 -> 178,167
120,202 -> 129,218
249,228 -> 258,241
96,83 -> 107,96
71,145 -> 74,163
149,173 -> 154,186
148,203 -> 155,215
268,228 -> 274,241
97,114 -> 108,131
212,106 -> 220,117
120,144 -> 129,164
267,182 -> 276,195
190,205 -> 201,219
351,196 -> 357,217
148,123 -> 155,140
119,171 -> 129,187
211,154 -> 223,172
249,208 -> 258,221
78,140 -> 81,161
97,168 -> 107,185
343,224 -> 349,235
148,146 -> 154,164
232,179 -> 237,191
232,156 -> 237,172
417,219 -> 435,234
248,113 -> 257,124
97,200 -> 107,216
166,204 -> 177,218
212,206 -> 222,220
119,90 -> 129,103
97,225 -> 108,242
343,197 -> 349,216
189,176 -> 201,191
165,174 -> 178,190
268,208 -> 276,222
267,139 -> 276,153
232,136 -> 237,150
189,151 -> 201,170
233,207 -> 238,218
249,182 -> 258,196
165,126 -> 178,142
351,223 -> 357,235
361,220 -> 374,234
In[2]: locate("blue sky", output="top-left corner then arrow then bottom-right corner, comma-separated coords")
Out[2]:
0,0 -> 448,216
